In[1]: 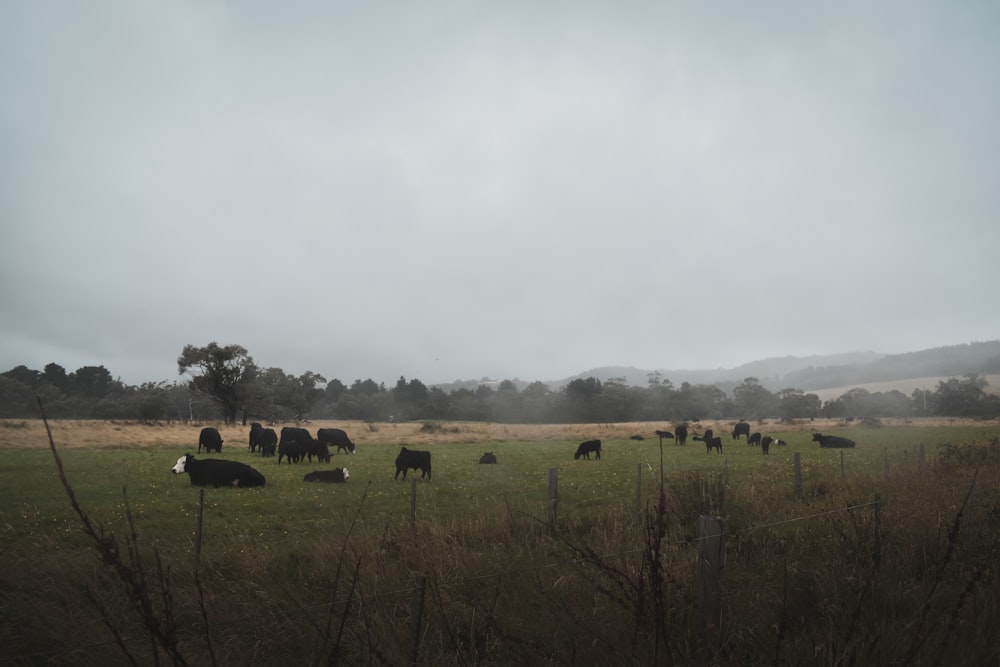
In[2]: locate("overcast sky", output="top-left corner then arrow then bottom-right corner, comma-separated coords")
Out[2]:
2,2 -> 998,388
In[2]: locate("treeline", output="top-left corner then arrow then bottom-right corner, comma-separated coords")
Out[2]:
2,342 -> 998,423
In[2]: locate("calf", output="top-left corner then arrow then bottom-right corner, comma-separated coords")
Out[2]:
395,447 -> 432,480
747,432 -> 762,446
306,440 -> 331,464
694,429 -> 723,454
304,468 -> 350,483
479,452 -> 498,464
317,428 -> 356,455
812,433 -> 856,448
574,439 -> 602,460
171,454 -> 265,487
198,427 -> 223,454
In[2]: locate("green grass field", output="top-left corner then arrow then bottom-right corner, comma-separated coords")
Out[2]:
1,420 -> 999,665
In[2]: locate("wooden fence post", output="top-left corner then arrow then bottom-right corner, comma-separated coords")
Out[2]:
410,478 -> 417,532
793,453 -> 802,499
410,575 -> 427,666
195,488 -> 205,565
698,515 -> 728,637
873,494 -> 882,569
548,468 -> 558,528
636,463 -> 642,512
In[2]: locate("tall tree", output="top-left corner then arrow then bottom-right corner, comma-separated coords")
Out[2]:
177,342 -> 257,424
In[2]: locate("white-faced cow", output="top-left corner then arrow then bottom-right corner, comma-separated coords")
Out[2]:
731,422 -> 751,441
304,468 -> 350,483
317,428 -> 356,455
574,439 -> 602,460
479,452 -> 497,464
171,454 -> 265,487
198,427 -> 223,454
812,433 -> 856,448
395,447 -> 431,480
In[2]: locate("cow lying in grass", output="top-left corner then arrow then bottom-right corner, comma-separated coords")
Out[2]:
574,439 -> 602,460
813,433 -> 856,448
304,468 -> 350,483
171,454 -> 265,487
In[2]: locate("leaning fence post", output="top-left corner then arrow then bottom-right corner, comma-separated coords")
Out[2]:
195,488 -> 205,565
698,515 -> 728,637
410,575 -> 427,666
548,468 -> 558,528
793,453 -> 802,499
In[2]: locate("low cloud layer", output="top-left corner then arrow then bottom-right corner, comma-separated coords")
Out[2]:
2,2 -> 998,386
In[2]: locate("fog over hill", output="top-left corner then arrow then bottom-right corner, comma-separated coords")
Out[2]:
434,341 -> 1000,395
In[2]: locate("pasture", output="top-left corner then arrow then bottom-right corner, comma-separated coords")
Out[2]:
1,418 -> 999,665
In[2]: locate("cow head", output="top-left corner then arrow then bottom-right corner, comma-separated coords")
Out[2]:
172,454 -> 192,474
342,467 -> 350,480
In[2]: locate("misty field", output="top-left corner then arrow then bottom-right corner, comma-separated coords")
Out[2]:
2,418 -> 999,665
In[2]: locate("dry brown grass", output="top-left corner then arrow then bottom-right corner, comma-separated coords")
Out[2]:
0,416 -> 988,450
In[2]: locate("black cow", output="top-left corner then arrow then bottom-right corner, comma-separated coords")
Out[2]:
675,424 -> 688,446
306,440 -> 331,464
694,429 -> 723,454
171,454 -> 265,487
198,427 -> 223,454
630,435 -> 645,441
574,439 -> 602,460
813,433 -> 856,448
317,428 -> 356,455
654,430 -> 674,446
278,427 -> 314,464
747,432 -> 762,446
304,468 -> 350,483
248,422 -> 263,452
479,452 -> 497,464
395,447 -> 431,480
761,435 -> 774,455
258,428 -> 278,457
731,422 -> 751,441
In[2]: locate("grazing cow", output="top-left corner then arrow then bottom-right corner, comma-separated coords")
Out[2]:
198,427 -> 223,454
731,421 -> 751,441
694,429 -> 723,454
675,424 -> 688,446
747,432 -> 762,446
395,447 -> 432,480
278,440 -> 309,464
278,427 -> 314,464
761,435 -> 773,455
258,428 -> 278,457
306,440 -> 331,464
574,439 -> 602,460
654,430 -> 674,446
479,452 -> 498,464
317,428 -> 356,455
304,468 -> 350,483
171,454 -> 265,487
812,433 -> 856,448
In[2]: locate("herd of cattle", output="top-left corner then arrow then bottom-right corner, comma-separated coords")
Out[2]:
171,422 -> 858,488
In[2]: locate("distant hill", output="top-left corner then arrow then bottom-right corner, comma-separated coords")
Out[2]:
432,340 -> 1000,396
